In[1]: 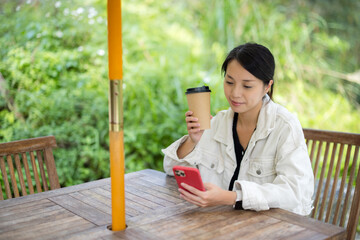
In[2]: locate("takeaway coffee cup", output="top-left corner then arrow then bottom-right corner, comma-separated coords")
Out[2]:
185,86 -> 211,130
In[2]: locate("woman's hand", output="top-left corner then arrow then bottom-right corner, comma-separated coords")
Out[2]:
185,111 -> 204,145
178,182 -> 236,207
176,111 -> 212,159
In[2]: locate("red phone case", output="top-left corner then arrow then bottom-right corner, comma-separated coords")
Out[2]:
173,166 -> 205,192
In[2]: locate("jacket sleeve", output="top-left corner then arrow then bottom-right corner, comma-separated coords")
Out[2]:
236,124 -> 314,215
162,113 -> 221,176
162,135 -> 199,176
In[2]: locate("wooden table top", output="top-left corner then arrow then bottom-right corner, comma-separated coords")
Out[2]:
0,169 -> 346,240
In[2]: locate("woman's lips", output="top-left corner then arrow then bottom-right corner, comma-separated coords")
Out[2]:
231,100 -> 244,106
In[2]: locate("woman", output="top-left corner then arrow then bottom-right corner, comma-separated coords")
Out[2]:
162,43 -> 314,215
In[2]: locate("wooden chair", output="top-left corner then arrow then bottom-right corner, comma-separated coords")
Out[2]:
0,136 -> 60,200
303,128 -> 360,240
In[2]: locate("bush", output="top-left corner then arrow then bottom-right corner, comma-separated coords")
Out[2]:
0,0 -> 359,187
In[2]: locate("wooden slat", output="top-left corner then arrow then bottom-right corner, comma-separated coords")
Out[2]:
346,146 -> 360,240
49,194 -> 111,226
278,230 -> 327,240
0,206 -> 64,231
313,142 -> 330,220
313,140 -> 323,180
36,150 -> 48,191
126,206 -> 145,218
0,136 -> 57,156
126,202 -> 197,227
340,145 -> 358,227
133,179 -> 179,198
32,220 -> 94,240
90,187 -> 111,200
0,156 -> 12,199
126,197 -> 154,213
262,208 -> 345,237
6,155 -> 19,198
0,180 -> 3,200
140,209 -> 254,238
123,180 -> 182,204
319,143 -> 337,221
0,199 -> 55,218
308,140 -> 316,164
129,175 -> 180,197
14,154 -> 27,197
111,228 -> 159,240
64,225 -> 117,240
22,152 -> 34,194
221,221 -> 303,240
69,191 -> 111,215
325,143 -> 344,222
80,189 -> 111,206
43,148 -> 60,189
303,128 -> 360,145
30,151 -> 42,193
125,184 -> 175,207
140,208 -> 237,237
333,144 -> 352,225
178,211 -> 266,239
0,213 -> 92,240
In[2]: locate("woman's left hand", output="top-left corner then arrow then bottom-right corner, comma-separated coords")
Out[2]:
178,182 -> 236,207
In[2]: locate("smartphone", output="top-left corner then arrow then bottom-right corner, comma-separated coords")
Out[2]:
173,165 -> 205,192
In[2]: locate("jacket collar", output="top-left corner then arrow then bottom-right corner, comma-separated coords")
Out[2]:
213,94 -> 277,146
253,94 -> 277,140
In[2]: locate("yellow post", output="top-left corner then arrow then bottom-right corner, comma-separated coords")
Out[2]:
107,0 -> 126,231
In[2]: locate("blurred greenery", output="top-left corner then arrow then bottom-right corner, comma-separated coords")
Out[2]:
0,0 -> 359,189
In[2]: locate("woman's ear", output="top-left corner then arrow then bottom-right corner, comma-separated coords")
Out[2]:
265,80 -> 273,93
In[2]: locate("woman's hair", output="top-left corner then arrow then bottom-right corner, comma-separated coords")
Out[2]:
221,43 -> 275,99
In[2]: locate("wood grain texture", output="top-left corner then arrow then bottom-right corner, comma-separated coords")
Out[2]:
303,128 -> 360,240
0,136 -> 57,156
0,169 -> 346,240
0,136 -> 60,200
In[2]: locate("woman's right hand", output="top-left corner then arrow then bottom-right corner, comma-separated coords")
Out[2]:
177,111 -> 211,159
185,111 -> 204,144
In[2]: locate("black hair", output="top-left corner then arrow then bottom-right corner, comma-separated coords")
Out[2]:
221,43 -> 275,99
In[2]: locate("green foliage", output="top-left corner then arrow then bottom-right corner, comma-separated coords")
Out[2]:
0,0 -> 109,186
0,0 -> 359,188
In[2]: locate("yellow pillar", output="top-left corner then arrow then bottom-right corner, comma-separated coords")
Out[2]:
107,0 -> 126,231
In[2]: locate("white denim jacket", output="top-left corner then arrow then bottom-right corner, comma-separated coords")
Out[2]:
162,95 -> 314,215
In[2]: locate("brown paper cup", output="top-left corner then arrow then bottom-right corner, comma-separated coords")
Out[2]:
185,86 -> 211,130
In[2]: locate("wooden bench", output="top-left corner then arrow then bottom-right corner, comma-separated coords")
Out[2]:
0,136 -> 60,200
303,128 -> 360,240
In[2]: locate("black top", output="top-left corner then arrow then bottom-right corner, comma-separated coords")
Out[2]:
228,112 -> 246,191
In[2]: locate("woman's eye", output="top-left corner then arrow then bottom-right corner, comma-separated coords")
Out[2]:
244,86 -> 252,89
226,81 -> 234,85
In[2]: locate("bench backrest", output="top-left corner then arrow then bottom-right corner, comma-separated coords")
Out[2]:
0,136 -> 60,200
303,128 -> 360,240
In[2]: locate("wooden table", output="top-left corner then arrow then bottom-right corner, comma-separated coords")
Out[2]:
0,169 -> 346,240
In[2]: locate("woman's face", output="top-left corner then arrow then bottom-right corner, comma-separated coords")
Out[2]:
223,60 -> 272,115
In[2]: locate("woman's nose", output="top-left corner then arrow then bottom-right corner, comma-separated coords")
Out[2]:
231,86 -> 242,98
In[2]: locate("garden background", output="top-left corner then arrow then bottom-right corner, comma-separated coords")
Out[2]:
0,0 -> 359,188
